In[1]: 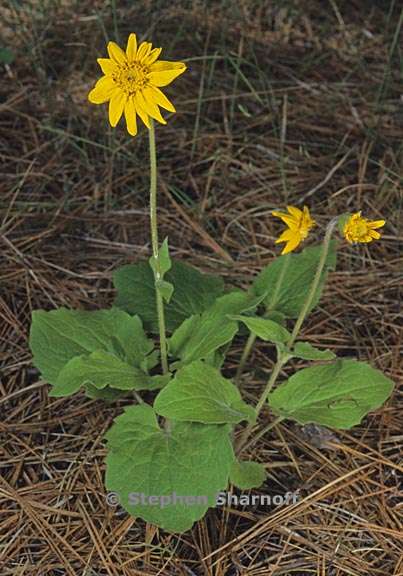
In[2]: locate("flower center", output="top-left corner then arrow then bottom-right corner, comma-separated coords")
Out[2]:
354,221 -> 369,239
113,62 -> 149,95
346,217 -> 370,242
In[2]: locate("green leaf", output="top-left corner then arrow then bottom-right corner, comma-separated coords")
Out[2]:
265,310 -> 286,325
204,347 -> 227,369
154,361 -> 255,424
149,374 -> 172,390
85,373 -> 168,396
169,291 -> 262,365
230,315 -> 291,344
105,404 -> 235,532
50,351 -> 154,397
156,279 -> 174,303
149,237 -> 172,278
113,314 -> 154,368
84,384 -> 129,401
268,359 -> 394,429
30,308 -> 155,397
292,341 -> 336,361
252,243 -> 337,318
113,260 -> 225,332
230,460 -> 266,489
337,213 -> 351,235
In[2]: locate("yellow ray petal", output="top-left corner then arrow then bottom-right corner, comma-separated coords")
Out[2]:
272,211 -> 299,229
281,234 -> 301,254
97,58 -> 118,76
369,230 -> 381,239
275,229 -> 294,243
135,91 -> 166,125
145,47 -> 162,66
137,41 -> 152,62
287,205 -> 303,219
133,94 -> 150,128
107,41 -> 127,64
88,76 -> 116,104
144,85 -> 176,112
368,219 -> 386,229
148,61 -> 187,87
126,33 -> 138,61
124,97 -> 137,136
108,90 -> 126,127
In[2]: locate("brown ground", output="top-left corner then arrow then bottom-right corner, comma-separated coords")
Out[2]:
1,1 -> 402,575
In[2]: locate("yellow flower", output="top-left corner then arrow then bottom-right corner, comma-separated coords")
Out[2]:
272,205 -> 316,254
343,212 -> 385,244
88,33 -> 186,136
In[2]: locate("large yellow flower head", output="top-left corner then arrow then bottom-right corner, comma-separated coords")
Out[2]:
88,33 -> 186,136
272,205 -> 316,254
343,212 -> 385,244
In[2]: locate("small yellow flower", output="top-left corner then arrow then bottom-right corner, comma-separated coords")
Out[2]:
343,212 -> 385,244
88,33 -> 186,136
272,205 -> 316,255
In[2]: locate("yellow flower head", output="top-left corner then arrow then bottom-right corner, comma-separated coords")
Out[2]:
272,205 -> 316,255
88,33 -> 186,136
343,212 -> 385,244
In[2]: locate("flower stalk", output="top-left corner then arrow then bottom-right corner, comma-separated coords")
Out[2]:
236,220 -> 337,454
235,253 -> 291,384
287,218 -> 338,349
148,119 -> 169,374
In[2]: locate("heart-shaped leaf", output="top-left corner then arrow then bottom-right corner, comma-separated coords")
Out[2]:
105,404 -> 235,532
269,359 -> 394,428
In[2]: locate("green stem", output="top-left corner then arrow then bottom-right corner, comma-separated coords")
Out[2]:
287,219 -> 337,350
235,332 -> 256,383
236,347 -> 289,454
235,254 -> 290,384
148,120 -> 169,375
236,223 -> 337,455
269,253 -> 291,309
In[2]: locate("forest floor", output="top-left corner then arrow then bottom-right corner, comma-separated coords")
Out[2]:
1,1 -> 402,575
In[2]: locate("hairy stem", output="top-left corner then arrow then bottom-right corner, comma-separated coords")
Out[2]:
148,120 -> 169,374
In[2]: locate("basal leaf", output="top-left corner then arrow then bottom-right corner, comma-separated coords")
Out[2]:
230,460 -> 266,489
268,359 -> 394,429
292,341 -> 336,361
154,360 -> 255,424
169,291 -> 263,365
30,308 -> 155,397
230,315 -> 291,344
113,314 -> 154,368
265,310 -> 286,325
50,350 -> 154,397
113,260 -> 225,332
84,384 -> 129,401
252,243 -> 337,318
105,404 -> 235,532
